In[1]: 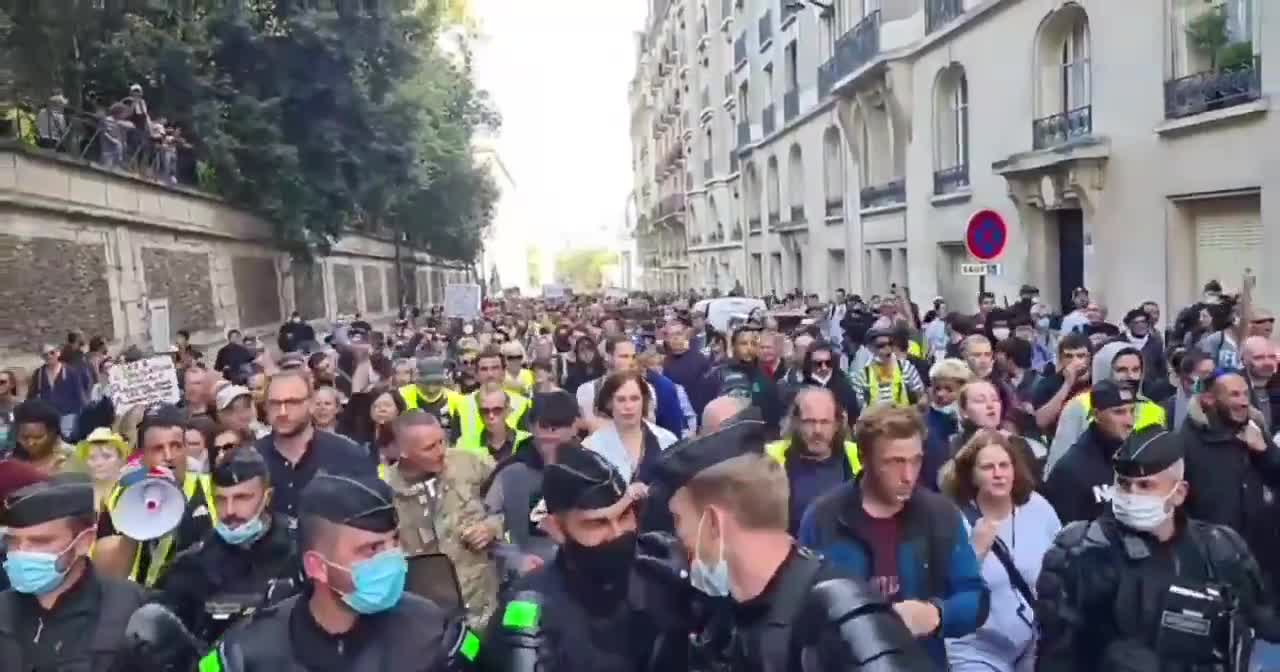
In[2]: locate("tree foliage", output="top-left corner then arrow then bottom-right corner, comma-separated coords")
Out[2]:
1,0 -> 499,261
555,248 -> 619,292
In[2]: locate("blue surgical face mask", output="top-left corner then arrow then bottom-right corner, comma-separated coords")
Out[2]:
4,529 -> 90,596
326,549 -> 408,615
689,511 -> 730,598
215,512 -> 268,547
1036,317 -> 1051,331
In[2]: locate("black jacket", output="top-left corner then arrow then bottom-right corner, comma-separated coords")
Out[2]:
276,320 -> 315,354
154,513 -> 301,643
701,359 -> 783,434
799,348 -> 861,425
1042,424 -> 1127,525
1180,397 -> 1280,590
1035,514 -> 1280,672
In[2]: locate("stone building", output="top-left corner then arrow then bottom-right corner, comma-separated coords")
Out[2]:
0,143 -> 471,367
629,0 -> 1279,314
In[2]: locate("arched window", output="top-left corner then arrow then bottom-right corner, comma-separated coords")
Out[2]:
787,144 -> 804,223
766,156 -> 780,227
933,63 -> 970,194
1034,4 -> 1092,147
746,163 -> 762,230
822,126 -> 844,217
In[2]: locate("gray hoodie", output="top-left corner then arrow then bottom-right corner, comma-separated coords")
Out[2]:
1045,342 -> 1136,476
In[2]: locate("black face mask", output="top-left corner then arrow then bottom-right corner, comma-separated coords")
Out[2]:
561,531 -> 637,586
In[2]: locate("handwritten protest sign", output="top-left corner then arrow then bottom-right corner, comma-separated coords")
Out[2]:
444,283 -> 481,320
108,356 -> 180,409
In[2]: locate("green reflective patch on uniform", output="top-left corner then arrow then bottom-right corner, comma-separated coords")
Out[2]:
198,650 -> 223,672
502,600 -> 540,630
460,629 -> 481,661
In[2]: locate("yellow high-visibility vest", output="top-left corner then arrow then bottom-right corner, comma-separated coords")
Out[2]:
104,472 -> 215,588
866,362 -> 909,407
765,439 -> 861,475
399,385 -> 461,413
907,341 -> 923,359
455,390 -> 530,449
1080,393 -> 1167,432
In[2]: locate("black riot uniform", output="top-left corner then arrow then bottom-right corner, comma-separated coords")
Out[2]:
481,443 -> 687,672
641,411 -> 930,672
0,474 -> 148,672
199,471 -> 481,672
1036,426 -> 1280,672
154,449 -> 301,643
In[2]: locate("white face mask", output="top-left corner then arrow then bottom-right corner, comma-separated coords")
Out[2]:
1111,488 -> 1177,531
931,402 -> 959,417
992,327 -> 1011,341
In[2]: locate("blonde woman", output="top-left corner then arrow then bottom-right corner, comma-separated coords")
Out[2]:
76,427 -> 128,511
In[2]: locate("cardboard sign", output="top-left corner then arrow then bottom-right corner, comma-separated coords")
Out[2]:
444,283 -> 482,320
108,356 -> 180,409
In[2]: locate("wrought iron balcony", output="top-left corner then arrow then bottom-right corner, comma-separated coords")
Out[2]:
749,216 -> 762,231
1164,56 -> 1262,120
734,33 -> 748,68
783,89 -> 799,122
926,0 -> 963,34
762,103 -> 776,136
737,120 -> 751,146
790,205 -> 805,223
824,196 -> 843,218
781,0 -> 799,25
818,10 -> 880,98
758,10 -> 773,50
860,178 -> 906,209
933,163 -> 969,195
1032,105 -> 1092,150
703,159 -> 713,180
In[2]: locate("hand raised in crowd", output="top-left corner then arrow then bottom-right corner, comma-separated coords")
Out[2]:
892,599 -> 942,638
969,517 -> 1000,559
1239,420 -> 1267,453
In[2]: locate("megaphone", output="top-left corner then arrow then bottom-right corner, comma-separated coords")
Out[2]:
111,467 -> 186,542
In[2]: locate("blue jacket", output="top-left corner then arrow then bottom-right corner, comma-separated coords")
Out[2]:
797,478 -> 989,669
645,370 -> 685,438
922,408 -> 959,491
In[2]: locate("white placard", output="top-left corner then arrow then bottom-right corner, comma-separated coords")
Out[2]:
444,283 -> 482,320
960,263 -> 1004,277
542,284 -> 567,300
108,356 -> 180,409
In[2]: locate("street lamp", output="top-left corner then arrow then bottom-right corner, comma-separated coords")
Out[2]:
784,0 -> 835,18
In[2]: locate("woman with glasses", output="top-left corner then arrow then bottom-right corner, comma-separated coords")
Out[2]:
797,340 -> 861,426
939,429 -> 1060,672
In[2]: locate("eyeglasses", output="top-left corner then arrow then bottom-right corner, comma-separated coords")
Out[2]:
811,359 -> 833,369
506,355 -> 523,361
215,442 -> 239,452
480,405 -> 506,416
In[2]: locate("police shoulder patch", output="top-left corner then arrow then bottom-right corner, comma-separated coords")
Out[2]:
502,600 -> 540,630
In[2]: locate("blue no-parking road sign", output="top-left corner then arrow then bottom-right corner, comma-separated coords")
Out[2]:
965,209 -> 1007,262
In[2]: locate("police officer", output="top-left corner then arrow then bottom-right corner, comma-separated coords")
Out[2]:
0,473 -> 147,669
481,442 -> 687,672
154,447 -> 301,643
643,411 -> 930,671
200,471 -> 480,672
1036,426 -> 1280,672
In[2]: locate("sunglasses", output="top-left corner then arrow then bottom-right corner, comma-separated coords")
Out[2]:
506,355 -> 523,361
215,442 -> 239,452
480,406 -> 506,416
812,359 -> 833,369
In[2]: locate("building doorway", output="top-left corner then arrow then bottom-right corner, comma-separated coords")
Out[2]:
1057,209 -> 1084,313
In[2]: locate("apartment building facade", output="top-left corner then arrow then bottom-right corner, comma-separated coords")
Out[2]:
632,0 -> 1277,313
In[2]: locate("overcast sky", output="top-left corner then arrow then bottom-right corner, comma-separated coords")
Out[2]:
470,0 -> 648,253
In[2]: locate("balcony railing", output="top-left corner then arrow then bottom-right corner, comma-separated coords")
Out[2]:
1164,56 -> 1262,120
762,103 -> 776,136
926,0 -> 964,34
1032,105 -> 1092,150
783,89 -> 799,122
824,196 -> 843,218
749,216 -> 762,231
737,120 -> 751,146
703,159 -> 713,180
758,10 -> 773,50
933,163 -> 969,195
860,178 -> 906,209
658,193 -> 687,219
790,205 -> 805,223
818,10 -> 880,98
734,33 -> 748,68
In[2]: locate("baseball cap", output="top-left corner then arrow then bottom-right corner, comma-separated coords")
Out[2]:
417,358 -> 448,385
1090,380 -> 1135,411
216,385 -> 252,411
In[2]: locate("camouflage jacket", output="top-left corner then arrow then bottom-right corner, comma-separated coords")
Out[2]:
385,450 -> 503,628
